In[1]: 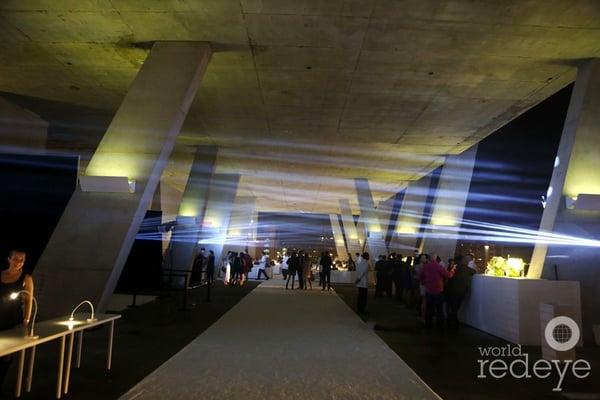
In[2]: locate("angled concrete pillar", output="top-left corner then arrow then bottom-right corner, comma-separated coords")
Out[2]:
526,59 -> 600,343
530,59 -> 600,278
198,174 -> 241,263
35,42 -> 212,316
339,199 -> 362,258
388,176 -> 432,253
169,145 -> 218,271
355,178 -> 388,258
421,145 -> 478,262
329,214 -> 349,261
158,144 -> 197,254
224,196 -> 257,255
376,196 -> 396,243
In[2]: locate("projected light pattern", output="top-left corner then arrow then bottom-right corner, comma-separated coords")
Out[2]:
392,209 -> 600,248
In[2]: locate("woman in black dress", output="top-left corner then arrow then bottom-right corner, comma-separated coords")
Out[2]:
285,252 -> 299,290
0,249 -> 34,390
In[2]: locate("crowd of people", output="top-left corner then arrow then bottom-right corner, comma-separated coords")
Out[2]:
280,250 -> 335,291
363,252 -> 477,329
196,246 -> 477,331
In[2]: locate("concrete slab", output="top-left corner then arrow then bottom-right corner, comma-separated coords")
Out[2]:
121,280 -> 440,400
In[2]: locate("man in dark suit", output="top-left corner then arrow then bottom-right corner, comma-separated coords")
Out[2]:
320,251 -> 333,291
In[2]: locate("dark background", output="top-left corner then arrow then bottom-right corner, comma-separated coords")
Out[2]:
0,153 -> 78,272
457,84 -> 573,260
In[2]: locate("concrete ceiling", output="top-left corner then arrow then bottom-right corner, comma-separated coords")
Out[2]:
1,0 -> 599,214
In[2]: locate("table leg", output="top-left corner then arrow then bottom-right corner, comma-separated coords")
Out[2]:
76,330 -> 83,368
107,320 -> 114,370
63,333 -> 75,394
15,349 -> 25,398
56,335 -> 65,399
26,346 -> 36,392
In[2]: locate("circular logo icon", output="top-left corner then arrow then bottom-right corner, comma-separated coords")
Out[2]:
544,316 -> 580,352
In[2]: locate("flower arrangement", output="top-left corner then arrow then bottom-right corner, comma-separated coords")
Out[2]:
485,256 -> 526,278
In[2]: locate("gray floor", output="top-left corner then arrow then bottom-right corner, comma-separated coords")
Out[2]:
121,280 -> 441,400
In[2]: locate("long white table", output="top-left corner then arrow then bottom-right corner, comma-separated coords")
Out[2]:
0,313 -> 121,398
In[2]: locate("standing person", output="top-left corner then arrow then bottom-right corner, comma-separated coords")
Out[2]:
419,255 -> 455,329
205,250 -> 215,302
191,248 -> 206,287
466,253 -> 478,272
240,250 -> 253,285
257,251 -> 270,280
347,254 -> 356,271
206,250 -> 215,285
281,253 -> 290,280
230,252 -> 243,286
413,254 -> 429,317
392,254 -> 404,301
355,252 -> 370,313
0,249 -> 33,389
401,256 -> 413,305
296,251 -> 305,290
286,251 -> 299,290
445,256 -> 475,327
374,255 -> 386,297
383,254 -> 394,296
319,251 -> 333,291
302,254 -> 312,290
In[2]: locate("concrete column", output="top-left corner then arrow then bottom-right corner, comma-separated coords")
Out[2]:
376,196 -> 396,245
329,214 -> 349,261
355,178 -> 388,258
169,145 -> 218,271
35,42 -> 212,316
339,199 -> 362,259
526,59 -> 600,344
388,176 -> 432,253
529,59 -> 600,278
158,144 -> 197,254
198,174 -> 241,263
224,196 -> 257,255
420,145 -> 478,262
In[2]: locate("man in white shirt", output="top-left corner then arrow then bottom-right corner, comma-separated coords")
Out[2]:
467,253 -> 478,272
355,252 -> 371,313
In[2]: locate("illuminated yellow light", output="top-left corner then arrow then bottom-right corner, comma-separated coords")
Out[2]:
335,240 -> 344,245
349,234 -> 358,240
228,229 -> 241,237
85,153 -> 143,181
179,203 -> 198,217
57,320 -> 85,329
506,258 -> 525,273
431,214 -> 456,226
397,225 -> 417,234
485,256 -> 526,278
203,218 -> 220,228
369,225 -> 381,233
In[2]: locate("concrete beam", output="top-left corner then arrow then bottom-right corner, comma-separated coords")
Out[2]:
339,199 -> 362,260
169,145 -> 218,271
329,214 -> 349,261
224,196 -> 257,256
198,173 -> 241,263
34,42 -> 212,316
355,178 -> 388,258
388,176 -> 433,253
157,144 -> 197,254
421,146 -> 478,262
